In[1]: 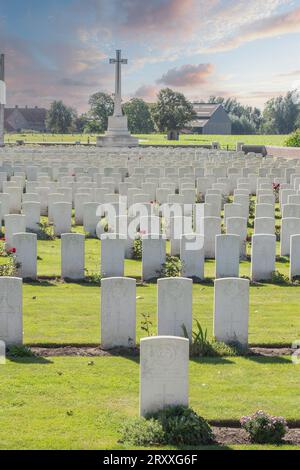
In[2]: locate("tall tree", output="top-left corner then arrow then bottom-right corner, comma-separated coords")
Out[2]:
123,98 -> 154,133
151,88 -> 195,138
74,113 -> 89,133
46,101 -> 76,133
261,91 -> 300,134
88,92 -> 114,132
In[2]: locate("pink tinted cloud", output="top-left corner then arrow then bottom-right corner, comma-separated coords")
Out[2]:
207,5 -> 300,52
157,63 -> 214,87
134,84 -> 160,101
120,0 -> 196,34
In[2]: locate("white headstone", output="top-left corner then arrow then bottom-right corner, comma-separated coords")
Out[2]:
22,201 -> 40,232
52,202 -> 72,236
12,233 -> 37,279
254,217 -> 275,235
157,277 -> 193,340
101,277 -> 136,349
180,234 -> 204,280
280,218 -> 300,256
251,234 -> 276,281
142,234 -> 166,281
74,193 -> 91,225
61,233 -> 85,280
4,214 -> 26,249
214,278 -> 249,347
199,216 -> 221,258
290,234 -> 300,280
101,233 -> 125,277
0,277 -> 23,346
140,336 -> 189,417
226,217 -> 247,258
215,234 -> 240,279
255,204 -> 274,219
83,202 -> 101,236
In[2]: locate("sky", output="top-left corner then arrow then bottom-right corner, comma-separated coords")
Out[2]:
1,0 -> 300,113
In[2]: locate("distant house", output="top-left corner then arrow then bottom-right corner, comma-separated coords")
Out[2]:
187,103 -> 232,135
4,106 -> 47,132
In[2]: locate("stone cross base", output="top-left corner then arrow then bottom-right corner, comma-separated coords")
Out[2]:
97,115 -> 139,148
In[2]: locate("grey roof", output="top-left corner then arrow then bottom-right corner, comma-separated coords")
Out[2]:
192,103 -> 220,119
189,119 -> 209,128
188,103 -> 226,128
4,107 -> 47,130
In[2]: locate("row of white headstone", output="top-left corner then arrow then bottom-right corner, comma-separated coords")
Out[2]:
0,276 -> 249,350
6,226 -> 300,282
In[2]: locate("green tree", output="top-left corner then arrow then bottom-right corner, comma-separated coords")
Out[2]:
88,92 -> 114,132
123,98 -> 154,133
261,91 -> 300,134
151,88 -> 195,138
84,119 -> 103,133
285,129 -> 300,147
74,113 -> 89,133
230,114 -> 256,135
45,101 -> 76,133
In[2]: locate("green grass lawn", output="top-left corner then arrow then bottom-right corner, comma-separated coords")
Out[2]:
4,133 -> 288,148
1,201 -> 299,450
22,281 -> 300,347
0,356 -> 298,450
0,206 -> 297,347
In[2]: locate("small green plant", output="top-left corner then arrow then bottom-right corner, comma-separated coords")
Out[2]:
132,237 -> 142,260
271,270 -> 290,285
241,411 -> 288,444
84,270 -> 102,285
0,255 -> 19,277
36,222 -> 55,240
141,313 -> 153,337
121,406 -> 214,447
183,321 -> 243,357
292,276 -> 300,285
285,129 -> 300,148
160,255 -> 182,278
8,346 -> 35,358
0,242 -> 20,277
149,406 -> 214,446
120,418 -> 166,446
249,200 -> 255,218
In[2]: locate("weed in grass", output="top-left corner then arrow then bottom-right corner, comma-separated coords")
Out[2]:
141,313 -> 154,337
84,270 -> 102,285
35,222 -> 55,241
271,271 -> 290,285
182,321 -> 243,357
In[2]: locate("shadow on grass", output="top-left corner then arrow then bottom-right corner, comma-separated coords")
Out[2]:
243,355 -> 292,365
7,355 -> 53,365
190,357 -> 236,365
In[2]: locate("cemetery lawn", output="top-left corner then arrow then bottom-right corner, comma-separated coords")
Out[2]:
23,281 -> 300,347
4,133 -> 288,148
18,237 -> 299,347
0,356 -> 299,450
